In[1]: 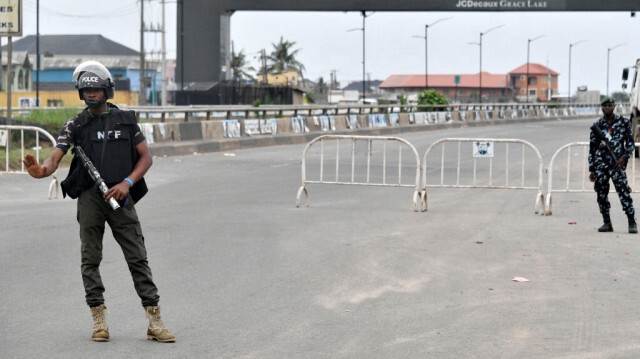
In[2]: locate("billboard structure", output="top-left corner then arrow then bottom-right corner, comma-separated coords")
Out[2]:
176,0 -> 639,102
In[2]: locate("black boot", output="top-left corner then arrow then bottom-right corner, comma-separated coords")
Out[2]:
628,214 -> 637,234
598,213 -> 613,232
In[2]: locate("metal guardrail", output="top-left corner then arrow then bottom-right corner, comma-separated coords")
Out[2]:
420,138 -> 545,214
117,102 -> 614,122
296,135 -> 422,211
544,142 -> 640,215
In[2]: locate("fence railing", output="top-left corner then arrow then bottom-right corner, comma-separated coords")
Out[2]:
115,102 -> 614,122
1,125 -> 57,173
420,138 -> 545,214
544,142 -> 640,215
0,125 -> 59,198
296,135 -> 422,211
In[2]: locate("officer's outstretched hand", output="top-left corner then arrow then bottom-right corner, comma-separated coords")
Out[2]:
23,154 -> 48,178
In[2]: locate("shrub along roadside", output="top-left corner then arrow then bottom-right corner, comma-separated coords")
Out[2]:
11,108 -> 81,134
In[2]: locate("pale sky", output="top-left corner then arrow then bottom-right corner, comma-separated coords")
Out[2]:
15,1 -> 640,96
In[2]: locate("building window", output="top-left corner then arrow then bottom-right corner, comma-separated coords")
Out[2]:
528,77 -> 537,85
528,89 -> 537,95
17,70 -> 24,90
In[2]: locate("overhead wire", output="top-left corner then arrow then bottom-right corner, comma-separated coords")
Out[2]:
22,0 -> 138,19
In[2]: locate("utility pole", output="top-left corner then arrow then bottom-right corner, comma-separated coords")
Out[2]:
36,0 -> 40,107
412,17 -> 451,91
139,0 -> 146,105
7,37 -> 12,119
547,57 -> 551,101
606,43 -> 626,96
568,40 -> 587,104
329,70 -> 334,103
478,24 -> 504,104
140,1 -> 165,106
161,0 -> 167,106
348,11 -> 374,102
526,35 -> 545,103
262,49 -> 268,84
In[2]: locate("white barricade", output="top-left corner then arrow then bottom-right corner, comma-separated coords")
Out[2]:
296,135 -> 422,211
544,142 -> 640,215
1,125 -> 59,199
420,138 -> 545,214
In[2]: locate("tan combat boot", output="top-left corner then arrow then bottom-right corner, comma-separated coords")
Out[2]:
90,304 -> 109,342
145,306 -> 175,343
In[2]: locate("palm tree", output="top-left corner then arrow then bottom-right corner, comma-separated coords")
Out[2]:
266,37 -> 306,81
230,49 -> 255,82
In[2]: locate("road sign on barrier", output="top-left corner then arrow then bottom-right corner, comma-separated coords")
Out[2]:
0,129 -> 7,147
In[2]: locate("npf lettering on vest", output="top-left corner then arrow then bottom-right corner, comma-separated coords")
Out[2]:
97,130 -> 122,140
82,77 -> 100,83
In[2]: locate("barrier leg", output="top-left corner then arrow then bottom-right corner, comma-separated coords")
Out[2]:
412,190 -> 420,212
534,191 -> 544,215
544,193 -> 553,216
48,174 -> 59,200
420,190 -> 428,212
296,186 -> 308,208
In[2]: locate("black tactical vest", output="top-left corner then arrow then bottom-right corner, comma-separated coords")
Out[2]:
61,107 -> 148,203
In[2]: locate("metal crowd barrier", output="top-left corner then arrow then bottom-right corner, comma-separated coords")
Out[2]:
420,138 -> 545,214
544,142 -> 640,215
1,125 -> 59,199
296,135 -> 422,211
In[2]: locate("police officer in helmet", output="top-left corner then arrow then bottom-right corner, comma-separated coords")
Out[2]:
22,61 -> 175,343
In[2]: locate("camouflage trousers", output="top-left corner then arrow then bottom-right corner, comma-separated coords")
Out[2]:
593,166 -> 635,216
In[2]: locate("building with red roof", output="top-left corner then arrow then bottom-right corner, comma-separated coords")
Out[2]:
379,63 -> 559,103
508,63 -> 559,102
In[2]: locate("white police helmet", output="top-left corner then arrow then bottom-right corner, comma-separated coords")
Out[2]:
72,61 -> 115,100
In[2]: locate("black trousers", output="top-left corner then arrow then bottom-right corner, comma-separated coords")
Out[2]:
77,188 -> 159,308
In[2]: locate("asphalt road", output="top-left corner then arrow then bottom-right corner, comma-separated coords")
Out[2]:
2,117 -> 640,359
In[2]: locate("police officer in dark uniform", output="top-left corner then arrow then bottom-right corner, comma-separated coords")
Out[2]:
588,96 -> 637,234
23,61 -> 175,342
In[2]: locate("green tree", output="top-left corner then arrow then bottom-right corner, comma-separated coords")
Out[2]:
230,49 -> 255,82
610,91 -> 630,103
398,94 -> 407,105
267,37 -> 306,80
417,89 -> 449,112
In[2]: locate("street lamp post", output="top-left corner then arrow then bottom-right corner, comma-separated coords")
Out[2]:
412,17 -> 451,91
476,24 -> 504,104
607,43 -> 627,96
568,40 -> 587,104
526,35 -> 545,103
348,11 -> 374,102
